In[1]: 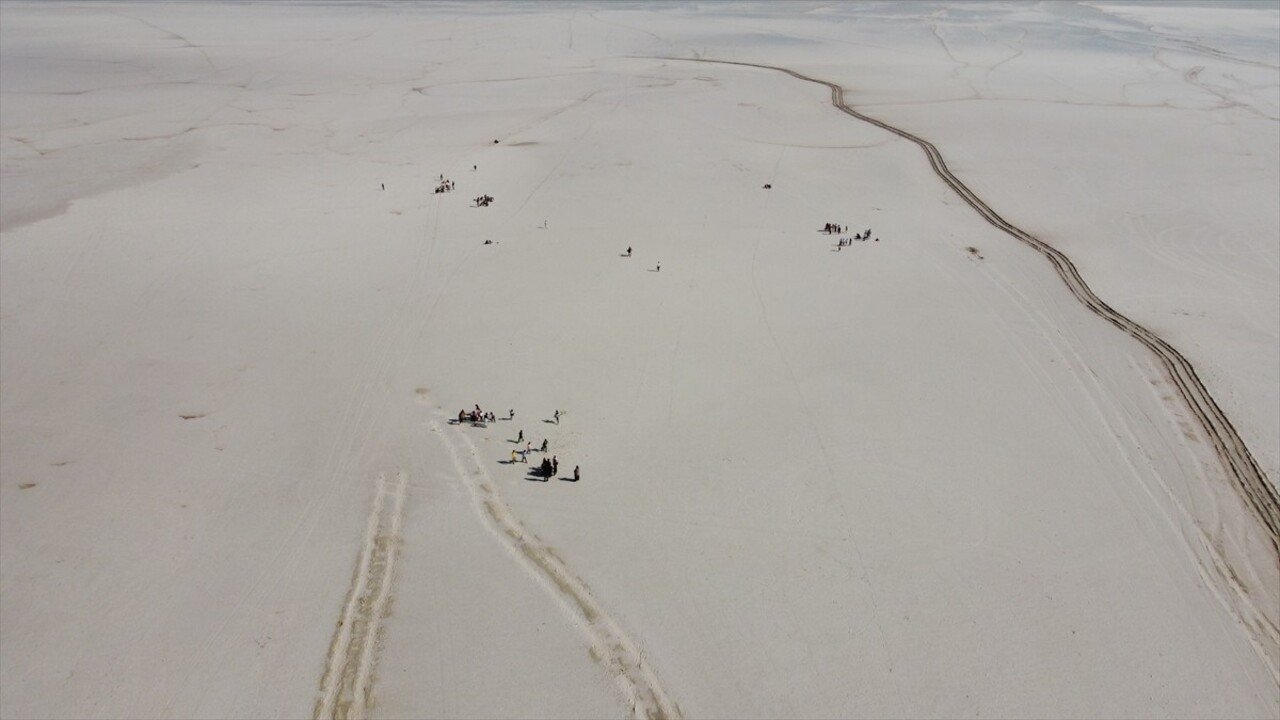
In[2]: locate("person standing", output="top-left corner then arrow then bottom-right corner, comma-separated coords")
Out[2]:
552,456 -> 559,476
517,429 -> 523,443
573,465 -> 580,482
553,409 -> 560,424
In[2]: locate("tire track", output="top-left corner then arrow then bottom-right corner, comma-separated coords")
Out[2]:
661,56 -> 1279,681
431,419 -> 682,720
659,57 -> 1280,556
315,470 -> 408,720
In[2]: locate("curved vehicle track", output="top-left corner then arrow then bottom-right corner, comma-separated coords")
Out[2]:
666,57 -> 1280,555
432,419 -> 682,720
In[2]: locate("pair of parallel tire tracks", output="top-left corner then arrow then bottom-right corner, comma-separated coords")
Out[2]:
316,471 -> 407,720
665,57 -> 1279,557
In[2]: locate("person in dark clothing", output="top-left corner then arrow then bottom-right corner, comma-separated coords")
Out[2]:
573,466 -> 580,482
552,456 -> 559,475
517,429 -> 523,443
540,439 -> 548,452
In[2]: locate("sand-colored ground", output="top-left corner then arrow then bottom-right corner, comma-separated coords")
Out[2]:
2,2 -> 1276,718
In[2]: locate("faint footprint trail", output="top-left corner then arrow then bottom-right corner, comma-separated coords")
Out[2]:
315,470 -> 408,720
432,419 -> 682,720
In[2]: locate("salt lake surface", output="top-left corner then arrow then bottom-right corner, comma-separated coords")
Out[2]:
2,2 -> 1277,717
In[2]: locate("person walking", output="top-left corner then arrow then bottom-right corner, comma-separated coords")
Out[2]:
517,429 -> 523,443
553,409 -> 560,424
511,450 -> 518,463
509,408 -> 514,420
573,465 -> 580,482
626,246 -> 632,257
540,439 -> 548,452
552,456 -> 559,475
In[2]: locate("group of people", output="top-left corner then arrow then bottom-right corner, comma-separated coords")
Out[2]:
835,233 -> 878,249
457,404 -> 516,426
534,454 -> 558,475
531,454 -> 579,482
474,194 -> 494,207
434,179 -> 454,194
508,420 -> 579,481
458,404 -> 504,425
827,223 -> 880,251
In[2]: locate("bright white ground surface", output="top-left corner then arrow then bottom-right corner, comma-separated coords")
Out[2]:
1,2 -> 1277,718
